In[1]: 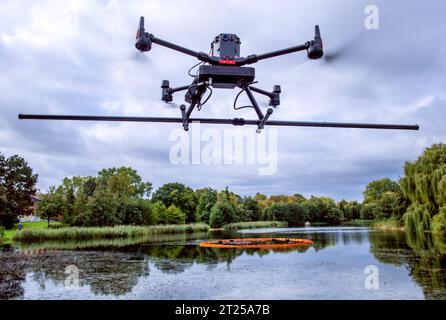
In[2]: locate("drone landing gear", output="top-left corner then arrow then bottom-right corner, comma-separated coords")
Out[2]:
237,82 -> 281,133
162,80 -> 281,132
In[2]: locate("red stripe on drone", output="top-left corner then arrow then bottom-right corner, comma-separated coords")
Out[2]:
219,60 -> 236,65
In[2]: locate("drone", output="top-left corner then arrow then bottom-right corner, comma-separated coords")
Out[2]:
19,17 -> 419,133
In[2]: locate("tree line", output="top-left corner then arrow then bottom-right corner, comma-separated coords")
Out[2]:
0,144 -> 445,234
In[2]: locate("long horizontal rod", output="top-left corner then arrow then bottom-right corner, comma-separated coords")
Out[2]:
18,114 -> 420,130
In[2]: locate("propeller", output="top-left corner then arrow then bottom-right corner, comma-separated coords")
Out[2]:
323,33 -> 364,64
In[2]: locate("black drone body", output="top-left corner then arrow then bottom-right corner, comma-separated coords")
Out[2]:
19,17 -> 419,132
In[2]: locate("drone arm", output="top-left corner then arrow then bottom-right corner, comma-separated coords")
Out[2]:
135,16 -> 212,63
241,43 -> 310,65
239,25 -> 324,65
150,35 -> 212,63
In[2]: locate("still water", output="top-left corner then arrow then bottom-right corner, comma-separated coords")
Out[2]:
1,227 -> 445,300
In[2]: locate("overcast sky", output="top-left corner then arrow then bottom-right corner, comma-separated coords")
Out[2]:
0,0 -> 445,200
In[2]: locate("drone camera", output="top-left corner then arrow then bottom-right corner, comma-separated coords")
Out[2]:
135,16 -> 152,52
212,33 -> 241,59
307,25 -> 324,59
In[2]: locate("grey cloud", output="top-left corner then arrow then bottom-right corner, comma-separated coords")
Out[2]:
0,0 -> 445,201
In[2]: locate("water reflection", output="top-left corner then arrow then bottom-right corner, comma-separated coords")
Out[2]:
370,229 -> 446,300
1,227 -> 445,300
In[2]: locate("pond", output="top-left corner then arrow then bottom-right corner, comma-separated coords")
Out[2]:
0,227 -> 445,300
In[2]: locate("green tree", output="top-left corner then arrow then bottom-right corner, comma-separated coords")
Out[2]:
195,188 -> 217,224
285,203 -> 309,226
304,196 -> 341,224
263,202 -> 309,226
209,200 -> 237,228
165,204 -> 186,225
0,153 -> 38,228
339,200 -> 362,221
152,201 -> 167,225
361,202 -> 379,220
97,167 -> 152,198
293,193 -> 307,203
363,178 -> 400,204
400,143 -> 446,234
431,207 -> 446,235
84,190 -> 120,227
119,198 -> 154,225
37,186 -> 65,227
239,196 -> 262,221
152,183 -> 197,223
362,177 -> 408,221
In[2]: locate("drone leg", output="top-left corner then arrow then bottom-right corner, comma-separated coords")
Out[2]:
257,108 -> 274,133
180,105 -> 189,131
243,85 -> 264,120
178,83 -> 207,131
186,83 -> 207,118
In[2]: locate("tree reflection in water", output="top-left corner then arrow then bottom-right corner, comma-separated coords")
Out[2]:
370,228 -> 446,300
2,227 -> 444,299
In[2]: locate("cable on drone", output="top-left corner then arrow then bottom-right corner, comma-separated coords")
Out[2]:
233,88 -> 254,110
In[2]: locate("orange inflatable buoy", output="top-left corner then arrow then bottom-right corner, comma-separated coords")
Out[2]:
199,238 -> 313,249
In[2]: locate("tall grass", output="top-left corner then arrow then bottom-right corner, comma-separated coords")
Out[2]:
341,219 -> 374,227
223,221 -> 288,231
12,224 -> 210,242
372,218 -> 404,231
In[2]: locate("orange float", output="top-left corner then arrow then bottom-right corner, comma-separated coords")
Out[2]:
199,238 -> 313,249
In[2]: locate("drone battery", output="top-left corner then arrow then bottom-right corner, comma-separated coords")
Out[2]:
198,65 -> 255,89
212,34 -> 241,59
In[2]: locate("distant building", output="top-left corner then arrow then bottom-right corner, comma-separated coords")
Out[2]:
19,194 -> 42,222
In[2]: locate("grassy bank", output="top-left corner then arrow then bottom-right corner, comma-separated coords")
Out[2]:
372,218 -> 405,231
12,223 -> 210,242
341,219 -> 375,227
1,221 -> 63,245
223,221 -> 288,231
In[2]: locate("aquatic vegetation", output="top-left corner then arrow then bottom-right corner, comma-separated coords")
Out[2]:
12,224 -> 210,242
223,221 -> 287,230
372,217 -> 404,231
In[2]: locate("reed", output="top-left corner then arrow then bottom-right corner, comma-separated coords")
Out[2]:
223,221 -> 288,231
12,224 -> 210,242
372,218 -> 405,231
